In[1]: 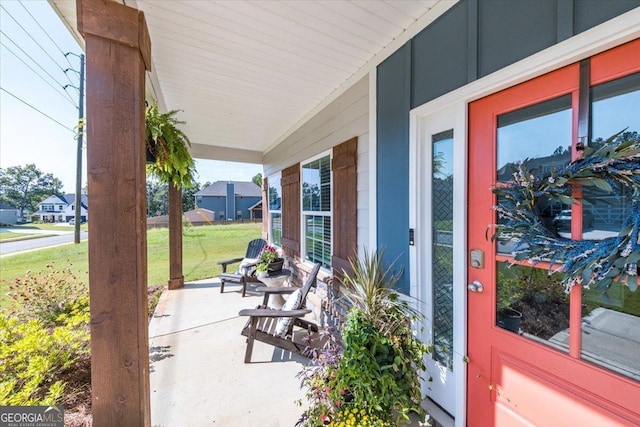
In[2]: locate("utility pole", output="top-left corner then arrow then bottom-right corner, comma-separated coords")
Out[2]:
66,53 -> 85,244
74,54 -> 85,244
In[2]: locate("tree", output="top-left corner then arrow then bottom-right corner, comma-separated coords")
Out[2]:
146,180 -> 168,217
181,181 -> 201,212
252,173 -> 262,188
0,164 -> 63,218
146,179 -> 202,216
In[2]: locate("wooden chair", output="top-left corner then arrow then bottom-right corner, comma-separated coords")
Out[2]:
218,238 -> 267,296
239,263 -> 321,363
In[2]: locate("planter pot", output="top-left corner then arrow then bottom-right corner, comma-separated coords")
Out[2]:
497,308 -> 522,333
268,259 -> 284,272
256,270 -> 268,279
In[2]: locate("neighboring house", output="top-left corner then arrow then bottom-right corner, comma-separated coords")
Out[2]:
147,208 -> 217,229
32,194 -> 88,223
183,207 -> 216,224
194,181 -> 261,220
0,202 -> 20,225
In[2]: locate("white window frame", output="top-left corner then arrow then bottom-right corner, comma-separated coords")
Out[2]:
300,150 -> 333,269
268,172 -> 282,248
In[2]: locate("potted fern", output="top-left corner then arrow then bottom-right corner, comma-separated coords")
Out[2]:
145,101 -> 196,189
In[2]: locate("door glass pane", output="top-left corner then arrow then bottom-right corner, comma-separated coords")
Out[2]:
432,130 -> 454,369
495,96 -> 572,348
496,262 -> 569,351
496,95 -> 573,254
580,72 -> 640,379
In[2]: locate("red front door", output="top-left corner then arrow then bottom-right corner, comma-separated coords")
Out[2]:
467,39 -> 640,426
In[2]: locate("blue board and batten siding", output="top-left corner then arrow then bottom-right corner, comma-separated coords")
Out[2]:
377,0 -> 639,293
197,196 -> 261,220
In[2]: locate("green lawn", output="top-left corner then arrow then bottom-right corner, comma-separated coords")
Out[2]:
0,233 -> 50,242
8,223 -> 88,232
0,222 -> 261,310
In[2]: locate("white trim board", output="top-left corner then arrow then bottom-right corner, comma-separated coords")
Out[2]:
409,103 -> 467,425
368,68 -> 378,252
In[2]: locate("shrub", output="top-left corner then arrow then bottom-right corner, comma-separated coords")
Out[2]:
0,314 -> 89,406
7,264 -> 89,327
1,265 -> 90,408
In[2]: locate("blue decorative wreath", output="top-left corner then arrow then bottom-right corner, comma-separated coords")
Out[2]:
492,130 -> 640,295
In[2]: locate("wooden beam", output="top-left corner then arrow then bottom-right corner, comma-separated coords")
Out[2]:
78,0 -> 151,425
168,183 -> 184,290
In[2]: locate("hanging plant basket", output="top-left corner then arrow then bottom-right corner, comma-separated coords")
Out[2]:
145,138 -> 156,164
145,101 -> 196,189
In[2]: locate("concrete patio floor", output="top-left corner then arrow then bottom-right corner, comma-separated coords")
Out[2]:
149,278 -> 309,427
148,278 -> 451,427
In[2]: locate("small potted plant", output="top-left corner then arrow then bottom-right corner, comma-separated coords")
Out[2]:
496,268 -> 524,333
145,101 -> 196,189
257,245 -> 283,273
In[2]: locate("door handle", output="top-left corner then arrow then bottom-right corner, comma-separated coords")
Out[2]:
468,280 -> 484,293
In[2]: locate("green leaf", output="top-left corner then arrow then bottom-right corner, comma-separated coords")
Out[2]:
556,194 -> 576,205
595,277 -> 612,290
627,251 -> 640,264
614,258 -> 627,268
618,225 -> 633,237
605,267 -> 621,278
589,179 -> 613,193
627,275 -> 638,292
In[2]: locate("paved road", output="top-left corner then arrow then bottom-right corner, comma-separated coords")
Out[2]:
0,231 -> 88,255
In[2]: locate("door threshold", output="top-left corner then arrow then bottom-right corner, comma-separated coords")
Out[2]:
421,398 -> 455,427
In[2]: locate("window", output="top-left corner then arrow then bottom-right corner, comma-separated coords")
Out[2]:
494,67 -> 640,377
302,153 -> 331,268
268,173 -> 282,247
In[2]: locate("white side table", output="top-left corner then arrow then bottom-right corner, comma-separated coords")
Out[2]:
257,268 -> 291,308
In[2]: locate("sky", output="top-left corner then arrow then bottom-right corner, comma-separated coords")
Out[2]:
0,0 -> 262,194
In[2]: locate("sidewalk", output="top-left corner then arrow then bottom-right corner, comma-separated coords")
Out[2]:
149,278 -> 309,427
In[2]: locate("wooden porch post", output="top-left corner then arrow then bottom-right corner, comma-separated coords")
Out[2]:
168,182 -> 184,289
77,1 -> 151,425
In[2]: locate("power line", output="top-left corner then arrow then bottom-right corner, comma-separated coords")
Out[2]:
17,0 -> 75,69
0,3 -> 74,86
0,30 -> 77,106
0,40 -> 77,108
0,87 -> 75,133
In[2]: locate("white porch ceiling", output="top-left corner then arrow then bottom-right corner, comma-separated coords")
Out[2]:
50,0 -> 454,163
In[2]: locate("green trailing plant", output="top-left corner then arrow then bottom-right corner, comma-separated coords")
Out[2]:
145,101 -> 196,189
297,250 -> 429,426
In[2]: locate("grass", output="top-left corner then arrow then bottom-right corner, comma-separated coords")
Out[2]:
0,233 -> 50,242
0,222 -> 261,310
8,223 -> 88,232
